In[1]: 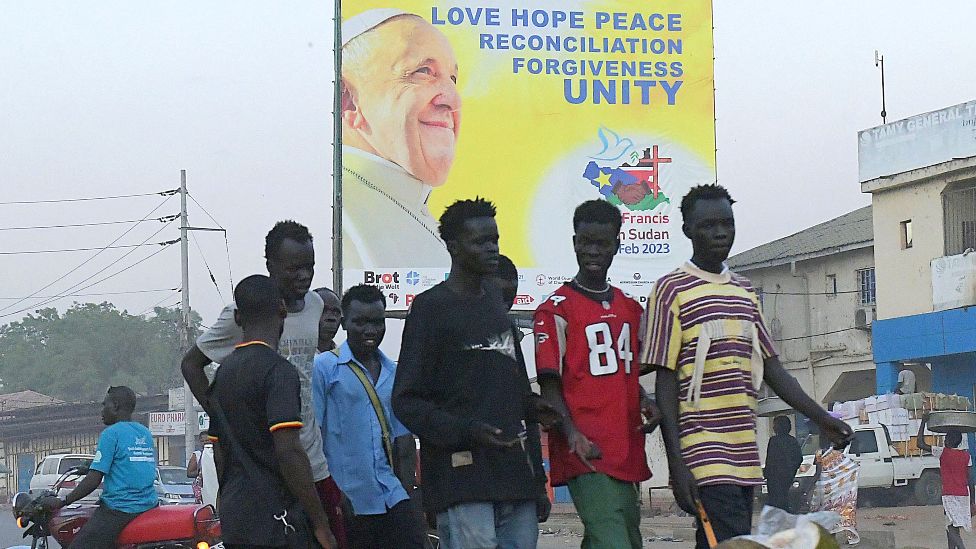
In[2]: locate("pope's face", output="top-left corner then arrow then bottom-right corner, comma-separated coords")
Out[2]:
344,18 -> 460,186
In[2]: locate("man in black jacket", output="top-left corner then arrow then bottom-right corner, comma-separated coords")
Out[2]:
393,198 -> 544,549
764,415 -> 803,512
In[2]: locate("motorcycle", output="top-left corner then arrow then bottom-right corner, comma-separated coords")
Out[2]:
9,466 -> 222,549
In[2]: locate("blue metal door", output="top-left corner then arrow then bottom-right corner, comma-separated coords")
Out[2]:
17,454 -> 35,493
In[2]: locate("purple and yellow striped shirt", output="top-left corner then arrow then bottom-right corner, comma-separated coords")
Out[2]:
641,262 -> 776,486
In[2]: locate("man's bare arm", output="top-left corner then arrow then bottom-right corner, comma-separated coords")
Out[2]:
64,470 -> 105,505
181,345 -> 213,411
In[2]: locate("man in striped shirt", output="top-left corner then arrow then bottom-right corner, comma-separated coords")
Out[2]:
641,184 -> 852,547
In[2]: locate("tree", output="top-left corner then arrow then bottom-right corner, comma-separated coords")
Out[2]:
0,302 -> 202,402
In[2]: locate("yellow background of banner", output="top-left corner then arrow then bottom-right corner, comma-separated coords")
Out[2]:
340,0 -> 715,267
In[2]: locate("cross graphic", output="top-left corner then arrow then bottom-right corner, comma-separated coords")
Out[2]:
622,145 -> 671,199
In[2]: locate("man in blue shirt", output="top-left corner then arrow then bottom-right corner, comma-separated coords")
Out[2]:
47,385 -> 158,549
313,284 -> 425,549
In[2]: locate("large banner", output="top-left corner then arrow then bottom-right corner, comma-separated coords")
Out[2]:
338,1 -> 715,310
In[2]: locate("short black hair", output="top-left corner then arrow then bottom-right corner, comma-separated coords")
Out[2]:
107,386 -> 137,415
573,200 -> 622,233
342,283 -> 386,312
265,220 -> 313,261
680,184 -> 736,222
314,287 -> 339,300
773,415 -> 792,435
496,255 -> 518,284
234,274 -> 282,321
439,197 -> 496,243
947,429 -> 963,448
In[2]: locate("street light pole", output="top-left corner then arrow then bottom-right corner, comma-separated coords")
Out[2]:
875,50 -> 887,124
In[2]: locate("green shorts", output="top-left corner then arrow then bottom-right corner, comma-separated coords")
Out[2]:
566,472 -> 642,549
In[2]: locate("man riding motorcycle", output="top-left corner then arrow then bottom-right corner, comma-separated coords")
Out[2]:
43,386 -> 159,548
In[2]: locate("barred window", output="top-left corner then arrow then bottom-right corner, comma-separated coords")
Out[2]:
857,268 -> 876,305
944,181 -> 976,256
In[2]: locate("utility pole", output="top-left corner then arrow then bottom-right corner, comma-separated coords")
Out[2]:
179,170 -> 198,464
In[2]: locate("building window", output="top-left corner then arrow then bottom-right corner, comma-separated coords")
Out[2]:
900,220 -> 913,249
857,268 -> 876,305
826,274 -> 837,297
943,181 -> 976,255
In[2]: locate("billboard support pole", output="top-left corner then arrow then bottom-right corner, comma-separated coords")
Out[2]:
332,0 -> 344,296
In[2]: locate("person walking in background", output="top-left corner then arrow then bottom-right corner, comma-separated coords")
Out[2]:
642,184 -> 853,547
764,415 -> 803,512
394,198 -> 545,549
208,274 -> 334,549
187,430 -> 209,503
918,415 -> 974,549
313,284 -> 425,549
535,200 -> 657,549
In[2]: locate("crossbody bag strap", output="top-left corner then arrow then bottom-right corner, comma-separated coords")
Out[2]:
344,362 -> 395,467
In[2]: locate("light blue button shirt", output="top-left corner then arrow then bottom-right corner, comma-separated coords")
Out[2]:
313,343 -> 411,515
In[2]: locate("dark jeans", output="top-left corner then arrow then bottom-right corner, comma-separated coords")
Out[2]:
696,484 -> 754,549
764,473 -> 794,512
68,503 -> 142,549
346,498 -> 426,549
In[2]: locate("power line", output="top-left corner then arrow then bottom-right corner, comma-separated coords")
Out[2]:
0,215 -> 179,232
138,289 -> 183,316
0,240 -> 177,255
0,241 -> 177,320
0,288 -> 178,300
191,232 -> 224,302
0,195 -> 175,315
0,217 -> 178,316
775,326 -> 860,342
188,194 -> 223,229
189,193 -> 234,293
0,189 -> 178,206
763,290 -> 862,296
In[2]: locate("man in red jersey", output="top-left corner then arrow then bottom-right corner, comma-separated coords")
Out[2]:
535,199 -> 660,549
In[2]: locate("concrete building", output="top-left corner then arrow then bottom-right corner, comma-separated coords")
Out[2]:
860,99 -> 976,401
729,206 -> 877,405
729,207 -> 877,455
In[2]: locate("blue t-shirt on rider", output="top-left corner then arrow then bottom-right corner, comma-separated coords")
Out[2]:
91,421 -> 158,514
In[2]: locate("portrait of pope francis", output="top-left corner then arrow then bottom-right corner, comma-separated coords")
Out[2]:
340,9 -> 460,269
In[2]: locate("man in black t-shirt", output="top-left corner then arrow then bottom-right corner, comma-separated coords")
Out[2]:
394,198 -> 544,549
208,275 -> 335,549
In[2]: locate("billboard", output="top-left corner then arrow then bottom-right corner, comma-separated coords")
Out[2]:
858,99 -> 976,183
337,2 -> 716,309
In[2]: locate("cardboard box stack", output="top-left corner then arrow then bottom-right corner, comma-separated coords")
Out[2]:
831,392 -> 971,457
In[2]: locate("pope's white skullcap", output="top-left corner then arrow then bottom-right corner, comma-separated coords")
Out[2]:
341,8 -> 415,47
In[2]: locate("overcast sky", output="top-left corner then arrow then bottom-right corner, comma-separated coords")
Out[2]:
2,1 -> 975,332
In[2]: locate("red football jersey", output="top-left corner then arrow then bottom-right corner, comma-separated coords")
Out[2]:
534,284 -> 651,486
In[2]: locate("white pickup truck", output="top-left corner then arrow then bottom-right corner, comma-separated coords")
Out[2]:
794,423 -> 944,506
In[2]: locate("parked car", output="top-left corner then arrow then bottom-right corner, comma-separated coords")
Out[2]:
156,465 -> 197,505
28,453 -> 100,503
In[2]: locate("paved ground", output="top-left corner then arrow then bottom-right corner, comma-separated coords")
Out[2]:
0,503 -> 971,548
536,503 -> 976,549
